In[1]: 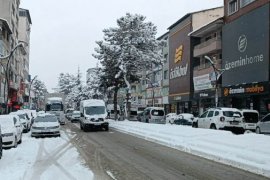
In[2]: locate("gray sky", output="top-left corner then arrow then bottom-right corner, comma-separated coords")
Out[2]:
20,0 -> 223,92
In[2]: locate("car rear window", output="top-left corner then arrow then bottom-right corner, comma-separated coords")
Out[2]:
243,112 -> 259,123
223,111 -> 242,117
151,110 -> 164,116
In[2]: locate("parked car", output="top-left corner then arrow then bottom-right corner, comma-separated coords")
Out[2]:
165,113 -> 177,124
137,112 -> 144,122
173,117 -> 193,126
256,113 -> 270,134
31,114 -> 60,137
176,113 -> 194,123
193,107 -> 245,133
70,111 -> 80,122
0,125 -> 2,159
240,109 -> 259,131
65,108 -> 74,120
10,111 -> 31,132
0,115 -> 23,148
141,107 -> 165,124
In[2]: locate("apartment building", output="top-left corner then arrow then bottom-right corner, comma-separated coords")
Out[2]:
0,0 -> 32,112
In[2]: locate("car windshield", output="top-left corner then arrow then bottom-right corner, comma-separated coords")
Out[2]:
223,111 -> 242,117
85,106 -> 105,115
73,112 -> 80,115
35,116 -> 58,122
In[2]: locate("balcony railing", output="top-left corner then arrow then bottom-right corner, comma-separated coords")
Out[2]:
194,37 -> 222,57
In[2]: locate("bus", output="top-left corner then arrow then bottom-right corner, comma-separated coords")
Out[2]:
45,97 -> 65,125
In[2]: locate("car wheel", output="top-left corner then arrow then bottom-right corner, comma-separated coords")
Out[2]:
256,127 -> 261,134
104,126 -> 109,131
80,123 -> 83,130
14,136 -> 18,148
146,119 -> 149,123
210,124 -> 217,130
192,122 -> 198,128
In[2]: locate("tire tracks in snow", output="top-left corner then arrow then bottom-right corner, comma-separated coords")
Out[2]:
24,134 -> 77,180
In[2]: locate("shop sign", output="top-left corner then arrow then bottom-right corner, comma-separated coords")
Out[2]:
223,83 -> 268,97
193,74 -> 214,91
170,63 -> 188,79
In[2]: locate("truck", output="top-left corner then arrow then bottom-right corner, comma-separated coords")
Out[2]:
79,99 -> 109,131
45,97 -> 65,125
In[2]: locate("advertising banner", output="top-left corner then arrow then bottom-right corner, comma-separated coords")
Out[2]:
193,74 -> 214,91
222,4 -> 269,86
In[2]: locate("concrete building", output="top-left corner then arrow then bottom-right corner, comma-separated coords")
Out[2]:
0,0 -> 32,112
222,0 -> 270,114
189,16 -> 224,115
167,7 -> 224,114
18,8 -> 31,107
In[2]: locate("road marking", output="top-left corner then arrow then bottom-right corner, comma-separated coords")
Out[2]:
106,171 -> 117,180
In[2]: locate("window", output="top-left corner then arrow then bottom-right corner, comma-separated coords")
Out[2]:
262,114 -> 270,122
207,111 -> 214,118
240,0 -> 255,8
200,111 -> 208,118
214,111 -> 219,116
164,70 -> 168,80
228,0 -> 238,15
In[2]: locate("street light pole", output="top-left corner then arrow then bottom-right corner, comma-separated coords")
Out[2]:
204,56 -> 227,108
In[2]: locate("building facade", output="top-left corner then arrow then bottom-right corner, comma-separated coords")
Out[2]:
167,7 -> 224,114
0,0 -> 32,112
222,0 -> 270,115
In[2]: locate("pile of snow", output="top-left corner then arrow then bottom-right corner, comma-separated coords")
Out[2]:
109,120 -> 270,177
0,131 -> 93,180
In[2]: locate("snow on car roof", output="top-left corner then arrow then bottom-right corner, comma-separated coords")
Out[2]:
48,97 -> 62,101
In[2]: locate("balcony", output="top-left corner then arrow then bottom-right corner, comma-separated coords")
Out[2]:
193,59 -> 222,77
9,81 -> 19,90
194,37 -> 221,57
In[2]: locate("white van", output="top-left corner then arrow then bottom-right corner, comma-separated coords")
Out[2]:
240,109 -> 259,131
79,99 -> 108,131
141,107 -> 165,124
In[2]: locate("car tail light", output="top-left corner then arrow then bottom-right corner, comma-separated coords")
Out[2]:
220,117 -> 225,122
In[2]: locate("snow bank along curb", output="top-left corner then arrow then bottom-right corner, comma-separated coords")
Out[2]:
109,120 -> 270,178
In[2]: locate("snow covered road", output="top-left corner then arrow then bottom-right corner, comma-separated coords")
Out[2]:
109,120 -> 270,178
0,130 -> 93,180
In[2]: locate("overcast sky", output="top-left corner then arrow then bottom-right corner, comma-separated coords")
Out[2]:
20,0 -> 223,92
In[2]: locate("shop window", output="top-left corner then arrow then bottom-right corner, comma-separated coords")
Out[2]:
240,0 -> 255,8
228,0 -> 238,15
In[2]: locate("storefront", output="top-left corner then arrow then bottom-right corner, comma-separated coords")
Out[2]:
222,4 -> 270,114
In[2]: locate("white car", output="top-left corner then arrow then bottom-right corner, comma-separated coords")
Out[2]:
71,111 -> 80,122
10,111 -> 31,132
0,126 -> 2,158
193,107 -> 245,133
176,113 -> 194,123
165,113 -> 177,124
240,109 -> 259,131
31,114 -> 60,137
0,115 -> 23,148
256,113 -> 270,134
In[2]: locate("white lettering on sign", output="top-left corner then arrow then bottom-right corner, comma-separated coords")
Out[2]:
170,63 -> 188,80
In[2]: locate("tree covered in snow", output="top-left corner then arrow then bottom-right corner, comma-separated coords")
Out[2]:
93,13 -> 164,119
32,79 -> 48,97
57,73 -> 77,95
84,67 -> 103,99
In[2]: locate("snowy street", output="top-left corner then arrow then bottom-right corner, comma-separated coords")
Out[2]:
1,120 -> 270,180
0,128 -> 93,180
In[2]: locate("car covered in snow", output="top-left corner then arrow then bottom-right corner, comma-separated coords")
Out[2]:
165,113 -> 177,124
10,111 -> 31,133
0,115 -> 23,148
31,114 -> 61,137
